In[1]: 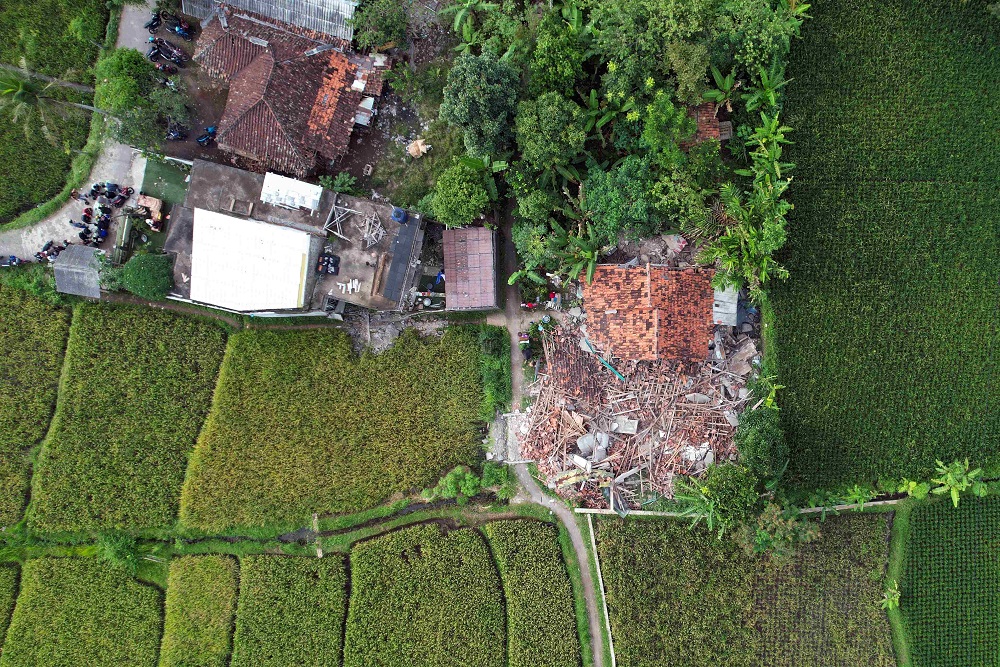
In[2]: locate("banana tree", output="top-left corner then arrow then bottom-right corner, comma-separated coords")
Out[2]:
581,88 -> 635,145
557,223 -> 600,284
458,154 -> 507,199
702,66 -> 740,114
743,63 -> 790,113
439,0 -> 499,35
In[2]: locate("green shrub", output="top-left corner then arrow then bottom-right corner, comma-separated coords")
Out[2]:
29,304 -> 227,534
901,496 -> 1000,667
482,521 -> 580,667
344,524 -> 504,667
0,286 -> 69,526
478,324 -> 511,418
431,161 -> 492,228
180,327 -> 484,532
351,0 -> 410,49
160,556 -> 239,667
597,514 -> 895,667
734,407 -> 788,480
231,555 -> 346,667
0,558 -> 162,667
118,253 -> 173,301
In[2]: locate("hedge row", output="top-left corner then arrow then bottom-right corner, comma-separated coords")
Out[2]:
482,521 -> 580,667
0,566 -> 18,647
597,515 -> 895,667
0,558 -> 162,667
231,555 -> 346,667
29,304 -> 227,534
159,556 -> 239,667
0,286 -> 70,526
344,524 -> 505,667
180,327 -> 483,532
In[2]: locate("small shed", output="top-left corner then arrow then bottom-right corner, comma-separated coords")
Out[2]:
53,245 -> 102,299
442,227 -> 498,311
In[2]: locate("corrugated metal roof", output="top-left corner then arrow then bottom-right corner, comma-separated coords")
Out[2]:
261,173 -> 323,212
190,208 -> 313,311
382,219 -> 421,305
53,245 -> 101,299
182,0 -> 358,42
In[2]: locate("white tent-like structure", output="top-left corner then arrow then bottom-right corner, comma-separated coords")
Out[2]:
189,209 -> 313,311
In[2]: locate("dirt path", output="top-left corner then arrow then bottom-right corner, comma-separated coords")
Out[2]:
495,205 -> 606,667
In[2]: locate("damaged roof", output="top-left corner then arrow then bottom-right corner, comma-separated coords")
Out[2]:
195,10 -> 362,176
583,264 -> 715,361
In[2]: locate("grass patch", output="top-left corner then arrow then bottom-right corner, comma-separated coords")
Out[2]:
141,159 -> 190,207
772,0 -> 1000,488
0,286 -> 70,526
596,514 -> 895,667
230,555 -> 347,667
482,520 -> 581,667
159,555 -> 238,667
0,557 -> 162,667
479,324 -> 512,419
179,327 -> 485,533
899,496 -> 1000,667
344,523 -> 504,667
372,119 -> 464,209
29,304 -> 227,534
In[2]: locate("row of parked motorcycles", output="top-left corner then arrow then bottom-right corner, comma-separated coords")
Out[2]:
166,123 -> 217,146
144,10 -> 195,40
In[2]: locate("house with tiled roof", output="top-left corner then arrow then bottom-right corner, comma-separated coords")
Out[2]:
194,8 -> 384,177
442,227 -> 498,311
582,264 -> 715,361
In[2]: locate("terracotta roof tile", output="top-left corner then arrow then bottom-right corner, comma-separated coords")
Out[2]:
443,227 -> 497,310
195,11 -> 362,176
583,265 -> 714,361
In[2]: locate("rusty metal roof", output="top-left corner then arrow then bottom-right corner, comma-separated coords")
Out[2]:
443,227 -> 497,311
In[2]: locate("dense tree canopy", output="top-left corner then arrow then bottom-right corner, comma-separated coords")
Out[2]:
514,92 -> 587,173
439,50 -> 519,159
431,161 -> 492,227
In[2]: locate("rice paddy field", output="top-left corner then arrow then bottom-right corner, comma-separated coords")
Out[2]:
28,304 -> 227,534
0,286 -> 70,527
0,0 -> 108,224
772,0 -> 1000,488
596,515 -> 895,667
179,327 -> 486,532
899,496 -> 1000,667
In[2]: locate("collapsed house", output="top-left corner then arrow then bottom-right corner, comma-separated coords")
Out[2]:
515,263 -> 759,512
192,5 -> 388,177
163,160 -> 424,313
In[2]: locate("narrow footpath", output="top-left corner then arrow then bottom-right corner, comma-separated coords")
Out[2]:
495,208 -> 606,667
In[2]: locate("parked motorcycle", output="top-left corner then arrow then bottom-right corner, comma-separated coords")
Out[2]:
196,125 -> 217,147
111,186 -> 134,208
146,45 -> 161,62
0,256 -> 22,268
165,127 -> 188,141
170,23 -> 193,41
143,12 -> 162,34
153,61 -> 177,75
157,77 -> 178,91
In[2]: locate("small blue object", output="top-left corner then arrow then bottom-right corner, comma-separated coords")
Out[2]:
434,270 -> 444,285
391,207 -> 409,224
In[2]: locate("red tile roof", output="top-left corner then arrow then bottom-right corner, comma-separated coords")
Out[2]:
583,265 -> 715,361
443,227 -> 497,310
195,10 -> 361,177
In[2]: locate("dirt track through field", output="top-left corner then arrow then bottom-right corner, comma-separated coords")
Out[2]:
495,204 -> 606,667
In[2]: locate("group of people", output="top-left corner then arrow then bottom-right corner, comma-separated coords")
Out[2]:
69,182 -> 126,246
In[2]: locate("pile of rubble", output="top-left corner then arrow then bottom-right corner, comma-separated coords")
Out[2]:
517,325 -> 760,511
